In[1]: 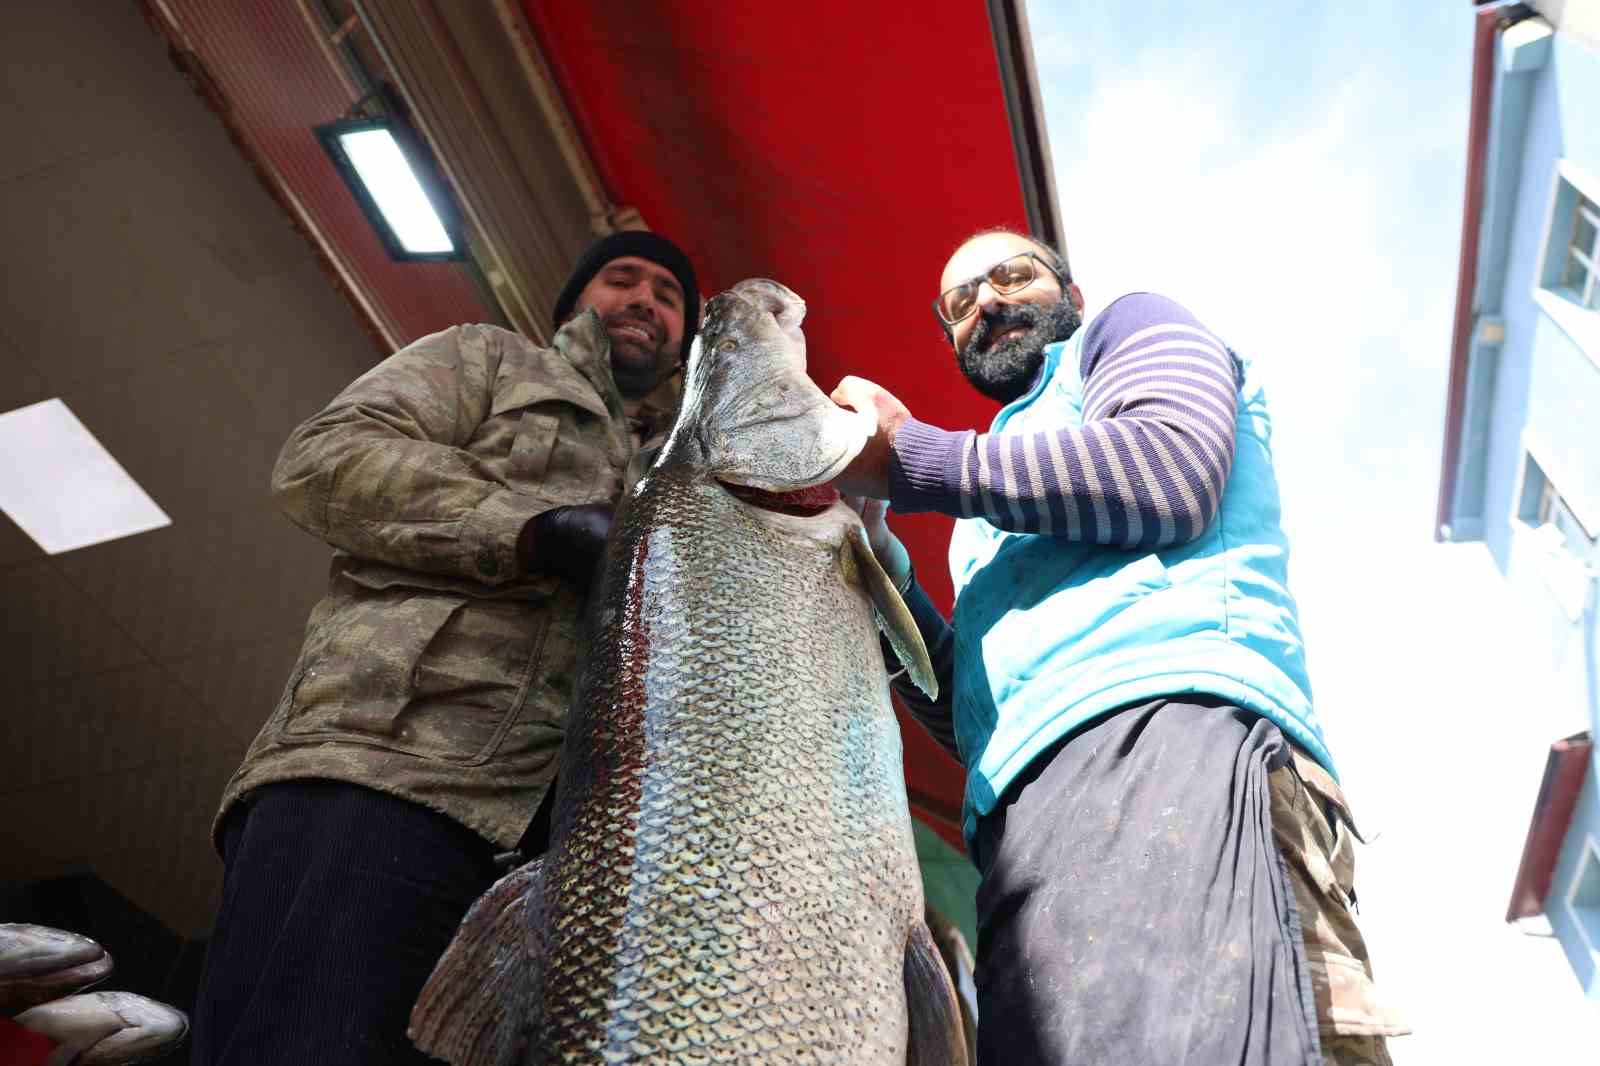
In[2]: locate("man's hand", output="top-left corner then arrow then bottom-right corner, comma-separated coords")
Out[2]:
519,504 -> 614,583
830,376 -> 912,499
844,496 -> 912,593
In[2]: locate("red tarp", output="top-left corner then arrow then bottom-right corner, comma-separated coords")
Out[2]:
526,1 -> 1038,845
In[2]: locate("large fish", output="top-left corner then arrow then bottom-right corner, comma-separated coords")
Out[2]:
410,279 -> 967,1065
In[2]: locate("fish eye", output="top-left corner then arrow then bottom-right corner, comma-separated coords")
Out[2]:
717,339 -> 737,353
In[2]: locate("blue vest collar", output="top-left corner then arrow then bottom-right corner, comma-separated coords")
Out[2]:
992,339 -> 1072,433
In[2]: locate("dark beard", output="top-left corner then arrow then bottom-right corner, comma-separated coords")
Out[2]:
611,357 -> 671,401
957,299 -> 1083,403
604,312 -> 674,400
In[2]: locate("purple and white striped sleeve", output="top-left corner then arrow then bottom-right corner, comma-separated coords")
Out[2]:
888,292 -> 1240,548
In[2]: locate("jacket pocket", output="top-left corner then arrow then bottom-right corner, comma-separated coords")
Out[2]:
507,405 -> 618,504
510,410 -> 559,482
280,572 -> 544,765
283,584 -> 462,745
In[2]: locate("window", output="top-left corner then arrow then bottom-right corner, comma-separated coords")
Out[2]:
1537,165 -> 1600,361
1534,478 -> 1596,555
1568,838 -> 1600,959
1519,453 -> 1595,552
1515,450 -> 1597,621
1561,191 -> 1600,310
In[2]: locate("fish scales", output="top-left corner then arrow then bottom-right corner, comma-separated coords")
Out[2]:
411,279 -> 965,1066
548,471 -> 918,1063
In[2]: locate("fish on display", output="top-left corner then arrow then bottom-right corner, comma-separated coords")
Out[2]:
0,923 -> 189,1064
410,279 -> 968,1065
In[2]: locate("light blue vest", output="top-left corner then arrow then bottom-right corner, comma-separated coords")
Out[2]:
948,332 -> 1332,848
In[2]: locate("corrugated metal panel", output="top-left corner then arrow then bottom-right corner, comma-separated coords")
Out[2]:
353,0 -> 617,344
153,0 -> 491,350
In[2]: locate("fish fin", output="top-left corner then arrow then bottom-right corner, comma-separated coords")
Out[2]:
903,920 -> 970,1066
409,857 -> 548,1066
847,525 -> 938,701
624,444 -> 662,495
924,907 -> 979,1065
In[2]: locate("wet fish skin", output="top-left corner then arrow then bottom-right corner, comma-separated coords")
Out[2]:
1,924 -> 188,1063
0,924 -> 113,1014
15,990 -> 189,1065
411,280 -> 963,1065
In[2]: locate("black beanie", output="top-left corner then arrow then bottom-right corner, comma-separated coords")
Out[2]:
551,231 -> 700,359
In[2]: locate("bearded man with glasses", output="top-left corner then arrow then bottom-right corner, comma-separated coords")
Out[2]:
830,228 -> 1406,1066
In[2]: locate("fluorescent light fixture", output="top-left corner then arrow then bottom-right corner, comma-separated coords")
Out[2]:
0,399 -> 171,555
339,128 -> 453,254
315,117 -> 462,262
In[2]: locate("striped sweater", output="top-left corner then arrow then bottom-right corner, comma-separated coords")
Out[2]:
890,292 -> 1240,546
884,293 -> 1241,755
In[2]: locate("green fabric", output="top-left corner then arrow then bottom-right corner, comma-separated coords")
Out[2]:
914,819 -> 980,951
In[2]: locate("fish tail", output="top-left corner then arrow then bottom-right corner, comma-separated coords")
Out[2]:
408,857 -> 548,1066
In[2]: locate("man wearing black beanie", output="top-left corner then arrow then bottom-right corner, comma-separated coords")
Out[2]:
192,233 -> 700,1066
528,230 -> 699,585
552,228 -> 700,364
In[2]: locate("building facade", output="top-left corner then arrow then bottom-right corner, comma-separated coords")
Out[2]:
1438,1 -> 1600,998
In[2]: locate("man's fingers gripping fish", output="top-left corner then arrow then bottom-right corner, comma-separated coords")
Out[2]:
409,279 -> 967,1065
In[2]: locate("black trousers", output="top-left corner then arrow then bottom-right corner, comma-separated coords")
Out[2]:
191,780 -> 542,1066
973,697 -> 1322,1066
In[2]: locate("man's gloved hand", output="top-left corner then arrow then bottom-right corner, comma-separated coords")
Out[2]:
518,504 -> 615,583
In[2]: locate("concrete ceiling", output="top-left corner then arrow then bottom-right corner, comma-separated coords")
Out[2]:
1,0 -> 635,939
0,1 -> 395,937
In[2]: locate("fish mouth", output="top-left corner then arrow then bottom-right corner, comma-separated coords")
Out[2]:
717,479 -> 839,517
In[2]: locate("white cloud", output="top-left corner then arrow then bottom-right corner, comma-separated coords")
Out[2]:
1048,43 -> 1458,531
1060,59 -> 1401,372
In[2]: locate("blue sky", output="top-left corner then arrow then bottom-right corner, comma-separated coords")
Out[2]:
1026,2 -> 1600,1058
1030,1 -> 1469,521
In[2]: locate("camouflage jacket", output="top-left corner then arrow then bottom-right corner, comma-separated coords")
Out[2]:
216,312 -> 676,851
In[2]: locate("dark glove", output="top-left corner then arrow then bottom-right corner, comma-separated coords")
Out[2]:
518,504 -> 614,583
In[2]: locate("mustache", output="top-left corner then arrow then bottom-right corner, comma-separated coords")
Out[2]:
966,304 -> 1043,355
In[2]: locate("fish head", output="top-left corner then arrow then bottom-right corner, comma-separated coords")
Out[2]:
644,280 -> 937,699
659,278 -> 874,504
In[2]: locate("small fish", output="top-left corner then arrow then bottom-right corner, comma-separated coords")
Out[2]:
411,279 -> 966,1065
2,924 -> 188,1064
0,925 -> 112,1013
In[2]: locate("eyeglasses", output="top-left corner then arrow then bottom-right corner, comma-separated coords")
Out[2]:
933,251 -> 1069,326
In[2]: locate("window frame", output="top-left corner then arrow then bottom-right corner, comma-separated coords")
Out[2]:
1510,441 -> 1599,622
1515,444 -> 1598,554
1564,836 -> 1600,962
1537,483 -> 1595,553
1534,161 -> 1600,366
1559,193 -> 1600,309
